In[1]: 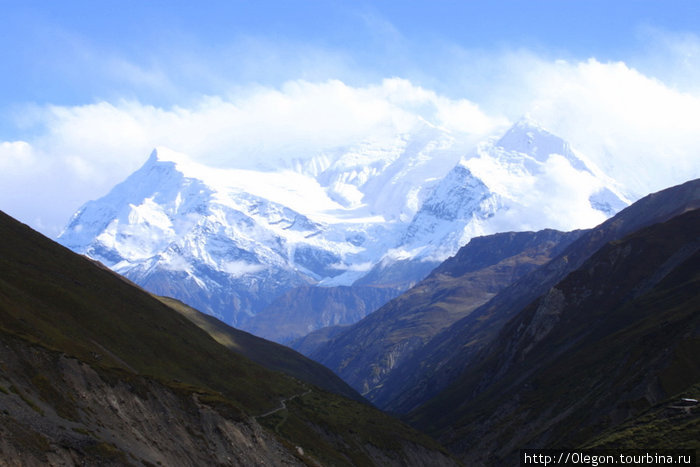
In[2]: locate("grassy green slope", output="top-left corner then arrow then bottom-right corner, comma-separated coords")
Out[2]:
582,382 -> 700,451
0,210 -> 456,465
157,295 -> 365,402
0,211 -> 295,414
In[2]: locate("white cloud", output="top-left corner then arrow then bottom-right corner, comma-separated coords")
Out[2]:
33,78 -> 500,173
468,151 -> 608,233
450,46 -> 700,198
221,260 -> 266,277
329,261 -> 374,272
3,40 -> 700,239
524,59 -> 700,197
529,154 -> 608,230
0,141 -> 34,170
0,79 -> 500,237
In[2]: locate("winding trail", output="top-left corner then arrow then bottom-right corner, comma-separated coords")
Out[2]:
255,389 -> 312,419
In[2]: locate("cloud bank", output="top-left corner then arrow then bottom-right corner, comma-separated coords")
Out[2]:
2,50 -> 700,237
526,59 -> 700,197
0,79 -> 503,236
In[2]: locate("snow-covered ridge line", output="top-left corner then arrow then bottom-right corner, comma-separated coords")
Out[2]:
58,119 -> 628,334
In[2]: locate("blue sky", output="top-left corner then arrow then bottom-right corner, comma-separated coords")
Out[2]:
3,0 -> 699,111
2,1 -> 700,235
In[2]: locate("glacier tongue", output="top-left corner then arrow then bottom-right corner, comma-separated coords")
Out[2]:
58,120 -> 628,337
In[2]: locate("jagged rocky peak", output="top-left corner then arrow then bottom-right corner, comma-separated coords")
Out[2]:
493,119 -> 629,215
149,145 -> 190,163
398,162 -> 502,263
118,146 -> 203,198
59,147 -> 214,266
417,164 -> 493,222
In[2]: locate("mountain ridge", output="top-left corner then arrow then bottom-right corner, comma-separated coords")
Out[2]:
408,206 -> 700,464
58,119 -> 628,341
377,178 -> 700,414
306,228 -> 584,401
0,209 -> 457,465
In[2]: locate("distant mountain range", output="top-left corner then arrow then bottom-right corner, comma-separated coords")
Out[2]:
58,118 -> 628,343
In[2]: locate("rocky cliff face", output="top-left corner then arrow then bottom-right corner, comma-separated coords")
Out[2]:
0,332 -> 460,467
0,335 -> 302,466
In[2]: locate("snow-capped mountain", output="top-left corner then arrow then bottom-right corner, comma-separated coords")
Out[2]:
59,118 -> 629,338
351,118 -> 630,293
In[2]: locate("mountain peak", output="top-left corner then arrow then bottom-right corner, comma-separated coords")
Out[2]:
496,117 -> 572,162
145,146 -> 199,172
513,114 -> 545,130
58,123 -> 630,334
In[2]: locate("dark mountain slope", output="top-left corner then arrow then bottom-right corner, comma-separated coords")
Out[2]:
582,382 -> 700,451
409,207 -> 700,465
0,210 -> 456,466
0,332 -> 300,466
382,178 -> 700,414
291,323 -> 349,356
309,229 -> 582,401
157,295 -> 365,403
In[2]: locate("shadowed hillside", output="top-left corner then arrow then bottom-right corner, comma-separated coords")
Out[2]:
381,179 -> 700,415
409,206 -> 700,465
0,210 -> 456,466
156,295 -> 365,403
307,229 -> 582,402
